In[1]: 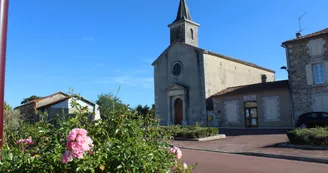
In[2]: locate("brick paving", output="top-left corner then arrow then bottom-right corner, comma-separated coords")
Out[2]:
171,134 -> 328,159
182,149 -> 328,173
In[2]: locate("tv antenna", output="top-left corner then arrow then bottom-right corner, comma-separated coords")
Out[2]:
298,12 -> 307,34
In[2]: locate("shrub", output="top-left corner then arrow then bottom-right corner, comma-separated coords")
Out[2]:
287,127 -> 328,146
161,126 -> 219,139
0,92 -> 196,173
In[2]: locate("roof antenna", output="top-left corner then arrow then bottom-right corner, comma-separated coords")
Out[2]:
296,12 -> 307,38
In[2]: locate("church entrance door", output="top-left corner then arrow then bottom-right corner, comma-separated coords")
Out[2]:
174,98 -> 183,125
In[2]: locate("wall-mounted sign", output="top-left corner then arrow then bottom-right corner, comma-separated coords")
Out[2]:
243,95 -> 256,101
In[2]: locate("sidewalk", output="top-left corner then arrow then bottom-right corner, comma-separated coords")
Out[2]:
170,134 -> 328,163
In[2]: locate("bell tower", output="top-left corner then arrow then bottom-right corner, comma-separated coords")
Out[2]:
168,0 -> 200,47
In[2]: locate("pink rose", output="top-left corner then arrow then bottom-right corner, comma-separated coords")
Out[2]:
25,138 -> 35,145
62,128 -> 94,163
17,138 -> 35,146
62,150 -> 73,164
17,139 -> 24,144
76,128 -> 87,136
67,129 -> 77,141
169,146 -> 182,160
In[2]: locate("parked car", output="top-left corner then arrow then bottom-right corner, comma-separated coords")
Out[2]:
295,112 -> 328,128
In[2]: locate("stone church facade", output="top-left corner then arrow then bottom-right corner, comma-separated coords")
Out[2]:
152,0 -> 275,126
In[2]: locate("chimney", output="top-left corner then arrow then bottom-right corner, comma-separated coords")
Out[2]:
261,74 -> 267,83
296,32 -> 301,38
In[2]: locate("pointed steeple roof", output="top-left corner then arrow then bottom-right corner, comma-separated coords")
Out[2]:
173,0 -> 192,23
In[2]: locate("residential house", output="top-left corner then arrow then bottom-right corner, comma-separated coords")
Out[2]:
282,28 -> 328,119
14,92 -> 101,122
210,79 -> 293,134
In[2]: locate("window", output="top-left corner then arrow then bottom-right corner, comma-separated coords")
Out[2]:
224,101 -> 239,123
263,97 -> 279,121
308,38 -> 324,57
313,63 -> 326,84
172,62 -> 183,76
308,112 -> 318,118
190,29 -> 194,40
321,113 -> 328,118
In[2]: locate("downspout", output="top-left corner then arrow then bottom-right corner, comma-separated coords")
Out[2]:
281,44 -> 295,128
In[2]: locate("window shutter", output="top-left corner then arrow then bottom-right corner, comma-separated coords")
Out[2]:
306,64 -> 313,85
325,62 -> 328,83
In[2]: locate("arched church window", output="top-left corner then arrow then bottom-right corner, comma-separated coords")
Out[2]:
190,28 -> 194,40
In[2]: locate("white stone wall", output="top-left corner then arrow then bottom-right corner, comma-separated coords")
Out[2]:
203,53 -> 275,98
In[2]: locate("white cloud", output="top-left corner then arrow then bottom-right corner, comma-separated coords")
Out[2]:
94,76 -> 153,88
81,36 -> 95,41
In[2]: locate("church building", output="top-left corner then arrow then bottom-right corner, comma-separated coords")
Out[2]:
152,0 -> 281,127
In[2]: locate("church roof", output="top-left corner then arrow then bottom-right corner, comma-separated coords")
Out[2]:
172,0 -> 192,23
282,28 -> 328,45
152,42 -> 275,73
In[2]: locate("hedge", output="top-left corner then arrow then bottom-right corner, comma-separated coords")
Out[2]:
161,126 -> 219,139
287,127 -> 328,146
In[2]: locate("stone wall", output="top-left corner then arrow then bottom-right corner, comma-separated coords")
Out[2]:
212,87 -> 292,128
285,35 -> 328,118
153,43 -> 206,126
203,53 -> 275,99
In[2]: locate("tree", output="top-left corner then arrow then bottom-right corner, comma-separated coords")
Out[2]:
96,93 -> 129,120
3,102 -> 24,130
136,104 -> 155,119
21,95 -> 41,104
4,101 -> 12,110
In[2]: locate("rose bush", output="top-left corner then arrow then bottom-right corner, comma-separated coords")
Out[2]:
0,93 -> 197,172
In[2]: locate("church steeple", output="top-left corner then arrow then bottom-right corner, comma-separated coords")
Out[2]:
173,0 -> 192,23
168,0 -> 200,47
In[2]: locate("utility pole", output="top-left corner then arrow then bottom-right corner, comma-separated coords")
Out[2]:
0,0 -> 9,149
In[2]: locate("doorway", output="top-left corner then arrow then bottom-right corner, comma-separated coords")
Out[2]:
244,101 -> 258,127
174,98 -> 183,125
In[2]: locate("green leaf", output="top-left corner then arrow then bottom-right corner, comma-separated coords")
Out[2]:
117,165 -> 122,169
8,153 -> 13,161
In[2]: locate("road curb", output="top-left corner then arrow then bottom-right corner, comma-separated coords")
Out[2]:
172,145 -> 328,165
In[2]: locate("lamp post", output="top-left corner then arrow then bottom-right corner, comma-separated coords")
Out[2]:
0,0 -> 9,149
281,66 -> 295,127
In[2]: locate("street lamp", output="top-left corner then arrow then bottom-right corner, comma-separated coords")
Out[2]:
280,66 -> 288,71
280,66 -> 295,128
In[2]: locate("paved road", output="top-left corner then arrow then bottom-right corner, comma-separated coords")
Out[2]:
182,149 -> 328,173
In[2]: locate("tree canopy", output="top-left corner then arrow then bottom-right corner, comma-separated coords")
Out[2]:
21,95 -> 41,104
96,93 -> 129,120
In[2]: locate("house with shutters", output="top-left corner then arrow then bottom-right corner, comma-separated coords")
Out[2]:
282,28 -> 328,119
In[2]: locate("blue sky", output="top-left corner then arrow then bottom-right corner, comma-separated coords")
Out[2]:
4,0 -> 328,108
